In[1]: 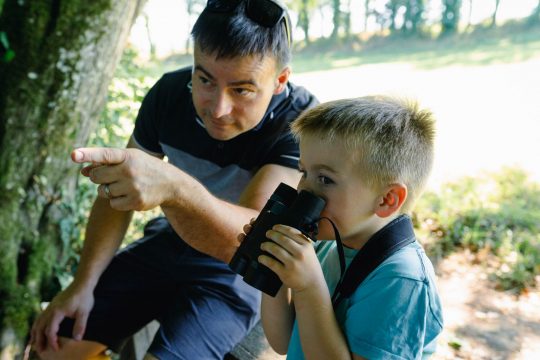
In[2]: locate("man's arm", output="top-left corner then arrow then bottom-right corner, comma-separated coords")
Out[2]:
72,141 -> 302,263
161,162 -> 301,262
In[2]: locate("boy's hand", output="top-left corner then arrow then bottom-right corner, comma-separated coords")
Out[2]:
259,224 -> 325,293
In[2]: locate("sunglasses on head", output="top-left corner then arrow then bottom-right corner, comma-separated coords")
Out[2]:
205,0 -> 292,47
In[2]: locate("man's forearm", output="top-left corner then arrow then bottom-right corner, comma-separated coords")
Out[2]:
72,197 -> 133,289
161,162 -> 301,263
161,171 -> 258,262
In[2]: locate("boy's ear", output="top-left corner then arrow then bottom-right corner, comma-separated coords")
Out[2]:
274,66 -> 291,95
375,183 -> 407,218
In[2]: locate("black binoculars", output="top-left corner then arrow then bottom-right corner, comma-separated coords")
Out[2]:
229,183 -> 326,296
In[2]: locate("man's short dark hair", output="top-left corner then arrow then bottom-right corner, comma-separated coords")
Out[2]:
191,1 -> 292,68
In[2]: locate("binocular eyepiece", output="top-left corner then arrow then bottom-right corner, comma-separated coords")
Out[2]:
229,183 -> 326,296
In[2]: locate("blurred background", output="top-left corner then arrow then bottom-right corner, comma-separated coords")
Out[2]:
1,0 -> 539,359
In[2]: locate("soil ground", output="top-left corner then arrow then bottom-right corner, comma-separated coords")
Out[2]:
432,252 -> 540,360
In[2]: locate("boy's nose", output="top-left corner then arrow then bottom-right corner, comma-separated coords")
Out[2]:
297,182 -> 319,198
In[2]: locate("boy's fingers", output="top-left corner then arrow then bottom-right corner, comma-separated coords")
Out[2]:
271,225 -> 311,245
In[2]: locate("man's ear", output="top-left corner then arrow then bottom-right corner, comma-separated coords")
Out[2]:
375,183 -> 407,218
274,66 -> 291,95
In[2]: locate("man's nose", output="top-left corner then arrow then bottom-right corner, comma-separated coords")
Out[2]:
211,92 -> 233,118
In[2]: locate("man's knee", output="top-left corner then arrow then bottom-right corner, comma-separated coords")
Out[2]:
36,337 -> 108,360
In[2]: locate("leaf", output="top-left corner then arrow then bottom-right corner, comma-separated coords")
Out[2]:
3,49 -> 15,62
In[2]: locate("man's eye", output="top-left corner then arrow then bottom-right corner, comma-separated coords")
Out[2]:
199,76 -> 211,85
234,88 -> 253,96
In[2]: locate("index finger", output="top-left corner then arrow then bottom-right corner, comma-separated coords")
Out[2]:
71,147 -> 127,165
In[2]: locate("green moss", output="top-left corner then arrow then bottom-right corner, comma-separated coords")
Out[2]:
1,285 -> 37,339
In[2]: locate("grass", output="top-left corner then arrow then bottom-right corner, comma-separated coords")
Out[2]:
291,20 -> 540,72
414,167 -> 540,294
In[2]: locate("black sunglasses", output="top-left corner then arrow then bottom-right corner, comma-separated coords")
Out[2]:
205,0 -> 292,47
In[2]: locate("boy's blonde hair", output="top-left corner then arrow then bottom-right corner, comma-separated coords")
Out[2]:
290,96 -> 436,213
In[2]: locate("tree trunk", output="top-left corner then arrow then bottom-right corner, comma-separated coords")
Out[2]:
0,0 -> 145,357
527,0 -> 540,24
331,0 -> 341,40
490,0 -> 501,27
299,0 -> 310,45
403,0 -> 425,35
466,0 -> 473,30
441,0 -> 462,36
343,0 -> 352,39
363,0 -> 370,32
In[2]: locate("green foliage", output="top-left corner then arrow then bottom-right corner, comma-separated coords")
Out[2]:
0,31 -> 15,62
414,167 -> 540,293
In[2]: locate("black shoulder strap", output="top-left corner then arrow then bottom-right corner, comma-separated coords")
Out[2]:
331,215 -> 416,307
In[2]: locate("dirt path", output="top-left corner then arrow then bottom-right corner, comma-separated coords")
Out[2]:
432,251 -> 540,359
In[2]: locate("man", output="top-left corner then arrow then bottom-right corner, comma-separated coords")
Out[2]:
30,1 -> 318,359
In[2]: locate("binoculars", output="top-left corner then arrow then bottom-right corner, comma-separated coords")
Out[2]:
229,183 -> 325,296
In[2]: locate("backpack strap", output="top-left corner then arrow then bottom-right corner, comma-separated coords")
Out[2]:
331,215 -> 416,307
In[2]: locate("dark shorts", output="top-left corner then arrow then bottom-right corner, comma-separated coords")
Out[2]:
58,217 -> 261,359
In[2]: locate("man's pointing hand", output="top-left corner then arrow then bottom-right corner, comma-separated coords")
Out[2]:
71,147 -> 176,211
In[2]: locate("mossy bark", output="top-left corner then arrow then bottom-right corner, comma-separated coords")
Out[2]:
0,0 -> 145,357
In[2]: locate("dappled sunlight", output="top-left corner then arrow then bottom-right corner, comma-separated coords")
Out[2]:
432,252 -> 540,359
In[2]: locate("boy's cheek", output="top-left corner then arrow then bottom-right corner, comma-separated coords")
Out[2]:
315,221 -> 335,240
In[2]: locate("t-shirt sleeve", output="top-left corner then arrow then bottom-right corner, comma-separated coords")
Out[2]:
260,129 -> 300,169
256,86 -> 318,170
132,79 -> 164,155
345,276 -> 431,360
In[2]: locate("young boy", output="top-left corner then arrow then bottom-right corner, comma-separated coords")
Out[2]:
249,96 -> 444,359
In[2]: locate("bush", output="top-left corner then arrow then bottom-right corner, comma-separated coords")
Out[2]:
414,167 -> 540,293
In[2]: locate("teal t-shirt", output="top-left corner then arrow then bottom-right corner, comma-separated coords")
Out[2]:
286,240 -> 444,359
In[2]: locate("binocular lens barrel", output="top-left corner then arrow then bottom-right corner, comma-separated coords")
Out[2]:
229,183 -> 325,296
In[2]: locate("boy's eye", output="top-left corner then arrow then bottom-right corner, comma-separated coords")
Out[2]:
318,175 -> 334,185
